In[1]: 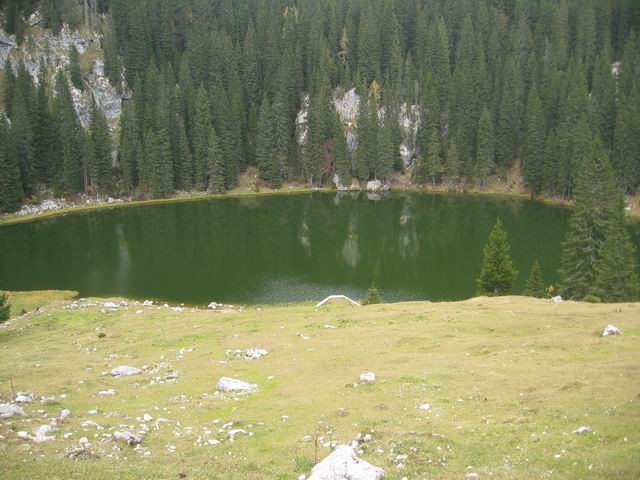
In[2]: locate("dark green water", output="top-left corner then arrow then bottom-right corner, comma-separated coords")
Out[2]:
1,192 -> 638,304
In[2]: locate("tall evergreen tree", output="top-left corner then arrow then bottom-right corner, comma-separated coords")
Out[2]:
526,259 -> 546,298
192,86 -> 211,190
560,137 -> 616,300
207,127 -> 226,193
475,107 -> 495,189
591,195 -> 640,302
69,44 -> 84,91
119,102 -> 141,193
477,219 -> 518,296
521,84 -> 545,193
0,116 -> 23,213
89,104 -> 113,194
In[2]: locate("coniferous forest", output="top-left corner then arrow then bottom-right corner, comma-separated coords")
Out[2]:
0,0 -> 639,302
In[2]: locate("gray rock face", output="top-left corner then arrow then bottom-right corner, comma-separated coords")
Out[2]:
333,173 -> 349,191
308,445 -> 384,480
0,25 -> 123,130
296,87 -> 420,168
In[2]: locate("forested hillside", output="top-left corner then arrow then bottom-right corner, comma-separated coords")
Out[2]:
0,0 -> 639,212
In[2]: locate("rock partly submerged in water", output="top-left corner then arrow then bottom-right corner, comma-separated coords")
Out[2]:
111,366 -> 142,377
308,445 -> 384,480
216,377 -> 258,393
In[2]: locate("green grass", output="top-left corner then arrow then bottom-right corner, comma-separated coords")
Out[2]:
0,291 -> 639,479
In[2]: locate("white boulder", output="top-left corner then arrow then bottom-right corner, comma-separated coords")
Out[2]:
15,391 -> 34,403
111,366 -> 142,377
216,377 -> 258,393
573,426 -> 592,434
552,295 -> 563,303
418,403 -> 431,411
244,348 -> 268,360
308,445 -> 384,480
601,325 -> 621,337
359,372 -> 376,383
208,302 -> 219,310
32,424 -> 55,443
98,389 -> 116,396
103,302 -> 119,309
0,403 -> 25,418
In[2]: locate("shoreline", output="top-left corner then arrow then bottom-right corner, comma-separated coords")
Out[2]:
0,184 -> 637,227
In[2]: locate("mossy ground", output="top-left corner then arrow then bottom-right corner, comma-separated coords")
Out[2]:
0,291 -> 639,479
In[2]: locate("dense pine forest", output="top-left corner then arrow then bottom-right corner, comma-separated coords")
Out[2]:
0,0 -> 639,210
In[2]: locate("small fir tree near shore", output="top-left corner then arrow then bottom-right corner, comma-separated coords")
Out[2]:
0,292 -> 10,323
363,283 -> 382,305
477,219 -> 518,296
526,260 -> 546,298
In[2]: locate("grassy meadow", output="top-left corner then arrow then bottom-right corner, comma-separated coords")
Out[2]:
0,291 -> 638,479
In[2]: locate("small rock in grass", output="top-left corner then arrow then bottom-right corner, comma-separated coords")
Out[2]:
0,403 -> 25,418
207,439 -> 220,446
419,403 -> 431,411
59,409 -> 71,420
98,389 -> 116,397
32,424 -> 55,443
601,325 -> 621,337
573,426 -> 592,434
103,302 -> 119,309
307,445 -> 384,480
143,414 -> 153,422
244,348 -> 268,360
111,366 -> 142,377
216,377 -> 258,393
113,431 -> 142,446
208,302 -> 219,309
552,296 -> 563,303
15,391 -> 34,403
359,372 -> 376,383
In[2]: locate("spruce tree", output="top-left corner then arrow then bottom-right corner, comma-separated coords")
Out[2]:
175,117 -> 193,191
255,97 -> 276,186
119,102 -> 141,193
591,195 -> 640,302
69,44 -> 84,91
89,104 -> 113,194
445,136 -> 460,190
477,219 -> 518,296
0,117 -> 23,213
425,130 -> 443,186
10,87 -> 35,197
526,260 -> 546,298
475,107 -> 494,190
560,137 -> 617,300
193,86 -> 211,190
55,71 -> 85,194
207,127 -> 226,193
521,84 -> 545,194
0,292 -> 10,323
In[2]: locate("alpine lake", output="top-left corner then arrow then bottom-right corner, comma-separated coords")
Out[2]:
1,191 -> 639,305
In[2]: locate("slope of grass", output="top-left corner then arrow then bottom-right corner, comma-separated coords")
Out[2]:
0,291 -> 638,479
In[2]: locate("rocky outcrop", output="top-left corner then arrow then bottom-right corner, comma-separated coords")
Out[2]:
0,23 -> 123,130
296,87 -> 421,169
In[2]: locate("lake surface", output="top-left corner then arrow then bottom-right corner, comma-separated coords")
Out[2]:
1,192 -> 638,304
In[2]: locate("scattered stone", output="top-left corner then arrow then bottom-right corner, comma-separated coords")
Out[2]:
228,429 -> 248,440
315,295 -> 362,308
32,424 -> 55,443
552,295 -> 563,303
216,377 -> 258,393
143,414 -> 153,422
359,372 -> 376,383
142,300 -> 153,306
601,325 -> 621,337
87,409 -> 98,415
466,473 -> 479,479
98,389 -> 116,397
573,426 -> 592,434
308,445 -> 384,480
103,302 -> 119,309
243,348 -> 268,360
111,366 -> 142,377
59,409 -> 71,420
299,334 -> 311,341
208,302 -> 219,309
0,403 -> 25,418
15,391 -> 35,403
207,439 -> 220,445
418,403 -> 431,411
113,431 -> 142,446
